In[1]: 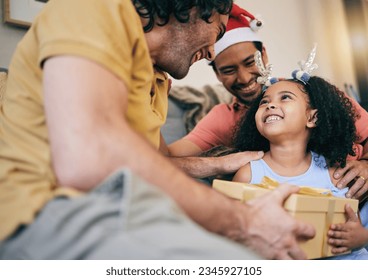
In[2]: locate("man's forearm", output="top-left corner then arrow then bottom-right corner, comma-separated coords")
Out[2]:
169,156 -> 222,178
168,151 -> 263,179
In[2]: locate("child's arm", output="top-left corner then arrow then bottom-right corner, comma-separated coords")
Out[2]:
232,163 -> 252,183
327,204 -> 368,254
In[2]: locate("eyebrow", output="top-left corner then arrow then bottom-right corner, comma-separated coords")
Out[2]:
217,53 -> 255,72
263,91 -> 298,98
216,23 -> 226,42
242,54 -> 255,63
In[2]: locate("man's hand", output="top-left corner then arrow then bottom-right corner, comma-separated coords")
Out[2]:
333,160 -> 368,200
169,150 -> 263,178
327,204 -> 368,254
239,184 -> 315,259
217,151 -> 264,175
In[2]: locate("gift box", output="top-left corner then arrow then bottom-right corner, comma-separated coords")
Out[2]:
212,177 -> 359,259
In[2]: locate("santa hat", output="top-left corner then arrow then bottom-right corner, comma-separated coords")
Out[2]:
214,4 -> 263,57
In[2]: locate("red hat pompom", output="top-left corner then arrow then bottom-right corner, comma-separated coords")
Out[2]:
214,4 -> 263,57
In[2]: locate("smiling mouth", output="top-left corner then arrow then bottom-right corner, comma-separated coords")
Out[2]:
264,115 -> 283,123
233,80 -> 259,94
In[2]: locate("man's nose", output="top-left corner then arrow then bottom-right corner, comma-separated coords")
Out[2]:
206,46 -> 215,61
236,68 -> 252,84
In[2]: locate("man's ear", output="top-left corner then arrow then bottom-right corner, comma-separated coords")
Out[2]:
210,61 -> 222,82
307,109 -> 318,128
262,46 -> 269,65
214,68 -> 223,83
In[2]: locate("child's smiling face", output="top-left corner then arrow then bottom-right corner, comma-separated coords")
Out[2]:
255,80 -> 318,142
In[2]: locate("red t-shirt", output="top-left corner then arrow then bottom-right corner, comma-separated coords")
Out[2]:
184,100 -> 245,150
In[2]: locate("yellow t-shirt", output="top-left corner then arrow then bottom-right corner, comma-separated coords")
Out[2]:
0,0 -> 168,241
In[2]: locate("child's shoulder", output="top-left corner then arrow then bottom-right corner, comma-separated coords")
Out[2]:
328,167 -> 339,186
311,152 -> 339,186
233,162 -> 252,183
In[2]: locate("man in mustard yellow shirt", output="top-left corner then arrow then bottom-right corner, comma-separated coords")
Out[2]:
0,0 -> 314,259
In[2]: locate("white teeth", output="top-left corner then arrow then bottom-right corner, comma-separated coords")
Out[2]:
244,81 -> 256,91
239,81 -> 256,92
265,115 -> 282,123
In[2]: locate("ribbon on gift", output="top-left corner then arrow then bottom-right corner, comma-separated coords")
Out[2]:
254,176 -> 344,258
254,176 -> 334,197
213,176 -> 356,258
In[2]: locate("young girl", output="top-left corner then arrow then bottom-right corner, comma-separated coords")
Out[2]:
232,76 -> 357,190
231,70 -> 368,259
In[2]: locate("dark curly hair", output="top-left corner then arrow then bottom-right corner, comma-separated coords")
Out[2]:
132,0 -> 233,32
232,77 -> 359,168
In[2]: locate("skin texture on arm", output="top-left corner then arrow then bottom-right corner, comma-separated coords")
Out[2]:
44,55 -> 314,259
328,204 -> 368,254
166,138 -> 263,178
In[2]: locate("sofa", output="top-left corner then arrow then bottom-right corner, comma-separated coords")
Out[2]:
161,84 -> 232,144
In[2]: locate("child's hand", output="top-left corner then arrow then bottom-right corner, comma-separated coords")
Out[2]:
327,204 -> 368,254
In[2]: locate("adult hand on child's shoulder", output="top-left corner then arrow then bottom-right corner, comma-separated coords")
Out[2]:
217,150 -> 264,175
333,160 -> 368,200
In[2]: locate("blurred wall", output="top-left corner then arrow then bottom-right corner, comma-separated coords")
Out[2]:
0,1 -> 27,68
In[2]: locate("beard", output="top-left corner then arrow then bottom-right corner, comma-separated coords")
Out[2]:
154,42 -> 193,80
160,60 -> 191,80
156,20 -> 203,79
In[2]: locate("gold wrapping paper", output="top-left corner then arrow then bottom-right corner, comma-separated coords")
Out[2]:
212,177 -> 359,259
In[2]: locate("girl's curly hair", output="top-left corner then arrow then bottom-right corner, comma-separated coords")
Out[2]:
232,77 -> 359,168
132,0 -> 233,32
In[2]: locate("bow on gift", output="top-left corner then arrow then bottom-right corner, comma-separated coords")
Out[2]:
255,176 -> 333,197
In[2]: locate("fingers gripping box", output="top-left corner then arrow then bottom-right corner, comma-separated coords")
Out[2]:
212,178 -> 359,259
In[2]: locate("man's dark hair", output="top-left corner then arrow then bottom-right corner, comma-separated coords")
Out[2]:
210,41 -> 263,72
232,77 -> 359,168
132,0 -> 233,32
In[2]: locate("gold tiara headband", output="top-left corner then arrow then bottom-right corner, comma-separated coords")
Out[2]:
255,44 -> 319,87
